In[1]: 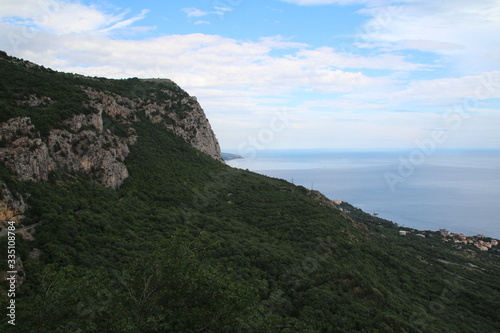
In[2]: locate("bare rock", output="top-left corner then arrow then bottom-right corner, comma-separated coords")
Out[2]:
16,94 -> 53,108
0,115 -> 131,189
0,83 -> 223,189
167,96 -> 222,162
0,117 -> 56,182
0,184 -> 27,222
86,88 -> 222,161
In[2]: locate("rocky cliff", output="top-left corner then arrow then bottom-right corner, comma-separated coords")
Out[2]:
0,53 -> 223,190
0,115 -> 131,189
85,87 -> 222,162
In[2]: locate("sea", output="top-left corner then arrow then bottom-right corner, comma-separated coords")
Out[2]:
226,149 -> 500,239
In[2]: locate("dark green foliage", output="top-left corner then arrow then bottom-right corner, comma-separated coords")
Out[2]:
117,234 -> 256,332
9,236 -> 255,333
0,53 -> 191,138
1,52 -> 500,332
0,60 -> 90,136
101,111 -> 129,138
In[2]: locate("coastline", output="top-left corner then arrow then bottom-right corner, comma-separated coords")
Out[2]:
226,149 -> 500,239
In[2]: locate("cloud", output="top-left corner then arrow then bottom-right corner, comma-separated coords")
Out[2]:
182,7 -> 209,18
101,9 -> 150,33
0,0 -> 149,34
0,28 -> 370,92
388,72 -> 500,103
296,47 -> 430,71
181,6 -> 233,21
282,0 -> 500,74
213,7 -> 233,15
355,0 -> 500,73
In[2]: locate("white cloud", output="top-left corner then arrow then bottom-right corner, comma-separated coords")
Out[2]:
296,47 -> 430,71
356,0 -> 500,73
181,7 -> 209,18
281,0 -> 500,74
389,72 -> 500,102
213,7 -> 233,15
1,28 -> 383,96
181,6 -> 233,21
101,9 -> 150,33
0,0 -> 149,34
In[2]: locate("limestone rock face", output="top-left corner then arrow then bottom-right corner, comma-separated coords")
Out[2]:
0,115 -> 130,189
84,89 -> 139,123
0,85 -> 223,188
86,89 -> 223,162
0,117 -> 56,182
153,96 -> 222,161
47,128 -> 131,190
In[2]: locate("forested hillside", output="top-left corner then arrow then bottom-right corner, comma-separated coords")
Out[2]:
1,52 -> 499,332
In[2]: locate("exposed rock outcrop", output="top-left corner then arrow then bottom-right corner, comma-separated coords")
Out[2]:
17,94 -> 54,108
0,115 -> 131,189
0,183 -> 26,222
0,84 -> 223,188
0,117 -> 55,182
164,96 -> 222,162
85,89 -> 222,161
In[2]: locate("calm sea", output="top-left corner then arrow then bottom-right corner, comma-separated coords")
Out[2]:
227,149 -> 500,238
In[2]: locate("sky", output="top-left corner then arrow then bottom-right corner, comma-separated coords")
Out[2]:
0,0 -> 499,152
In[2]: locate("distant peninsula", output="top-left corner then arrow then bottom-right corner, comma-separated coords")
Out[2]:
221,152 -> 243,161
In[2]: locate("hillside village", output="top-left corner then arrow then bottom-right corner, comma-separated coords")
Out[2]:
398,227 -> 499,253
439,230 -> 499,252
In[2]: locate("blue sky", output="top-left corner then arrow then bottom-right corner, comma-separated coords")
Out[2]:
1,0 -> 499,152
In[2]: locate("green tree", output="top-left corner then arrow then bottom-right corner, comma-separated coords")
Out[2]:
117,233 -> 257,332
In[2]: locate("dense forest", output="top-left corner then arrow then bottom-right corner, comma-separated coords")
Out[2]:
1,51 -> 499,332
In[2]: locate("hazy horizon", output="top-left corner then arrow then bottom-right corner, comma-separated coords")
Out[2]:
227,149 -> 500,238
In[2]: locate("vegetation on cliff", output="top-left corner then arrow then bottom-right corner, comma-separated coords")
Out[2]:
1,52 -> 500,332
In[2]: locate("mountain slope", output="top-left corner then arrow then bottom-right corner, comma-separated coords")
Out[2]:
0,51 -> 222,189
1,52 -> 500,332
